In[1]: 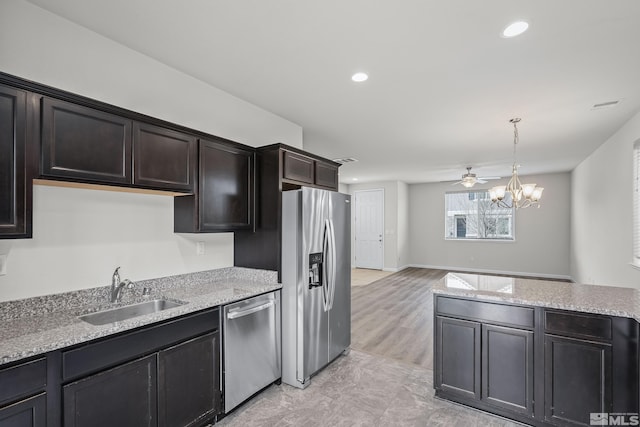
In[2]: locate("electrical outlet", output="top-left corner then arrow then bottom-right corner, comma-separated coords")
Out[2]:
196,242 -> 206,256
0,254 -> 6,275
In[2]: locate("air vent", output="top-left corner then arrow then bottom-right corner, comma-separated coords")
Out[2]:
332,157 -> 359,164
592,100 -> 620,110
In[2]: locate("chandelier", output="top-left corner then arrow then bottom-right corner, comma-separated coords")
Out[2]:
489,118 -> 543,209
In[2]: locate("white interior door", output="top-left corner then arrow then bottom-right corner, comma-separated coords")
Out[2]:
354,189 -> 384,269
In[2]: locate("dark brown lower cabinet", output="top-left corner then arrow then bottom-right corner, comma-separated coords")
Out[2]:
158,332 -> 220,427
544,335 -> 612,426
61,308 -> 221,427
0,394 -> 46,427
435,295 -> 639,427
482,324 -> 534,416
435,316 -> 480,400
435,315 -> 534,417
63,355 -> 157,427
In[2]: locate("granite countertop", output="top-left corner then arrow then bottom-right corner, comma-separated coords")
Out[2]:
433,272 -> 640,322
0,267 -> 281,367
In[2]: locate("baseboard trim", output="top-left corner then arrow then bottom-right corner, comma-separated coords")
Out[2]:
407,264 -> 573,282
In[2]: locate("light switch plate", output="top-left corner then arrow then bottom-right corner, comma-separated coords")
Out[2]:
0,254 -> 6,275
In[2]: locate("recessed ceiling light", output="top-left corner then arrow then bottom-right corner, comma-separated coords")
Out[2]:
352,178 -> 359,181
502,21 -> 529,38
351,72 -> 368,83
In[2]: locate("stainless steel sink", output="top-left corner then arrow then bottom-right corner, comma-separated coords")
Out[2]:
79,299 -> 186,326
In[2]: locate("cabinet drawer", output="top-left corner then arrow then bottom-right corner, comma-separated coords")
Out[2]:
62,308 -> 218,381
544,310 -> 612,341
0,358 -> 46,406
435,296 -> 534,329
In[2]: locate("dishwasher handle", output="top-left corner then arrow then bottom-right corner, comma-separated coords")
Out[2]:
226,300 -> 275,320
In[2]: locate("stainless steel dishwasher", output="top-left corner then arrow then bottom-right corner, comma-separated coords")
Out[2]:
223,290 -> 281,413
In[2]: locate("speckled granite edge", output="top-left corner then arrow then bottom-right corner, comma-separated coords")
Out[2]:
0,267 -> 280,366
0,267 -> 278,321
433,273 -> 640,323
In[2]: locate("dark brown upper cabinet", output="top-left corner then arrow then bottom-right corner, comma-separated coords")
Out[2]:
133,122 -> 196,192
174,138 -> 254,232
41,97 -> 132,185
315,161 -> 339,190
0,84 -> 33,239
281,149 -> 339,191
234,144 -> 340,274
282,151 -> 314,185
41,97 -> 196,193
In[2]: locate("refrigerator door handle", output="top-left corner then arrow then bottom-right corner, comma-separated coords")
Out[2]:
327,218 -> 337,311
322,219 -> 331,311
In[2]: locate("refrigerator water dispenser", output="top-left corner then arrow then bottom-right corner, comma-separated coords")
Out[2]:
308,252 -> 323,288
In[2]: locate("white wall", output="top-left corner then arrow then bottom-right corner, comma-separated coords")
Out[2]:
408,173 -> 572,279
397,181 -> 410,270
348,181 -> 409,271
0,185 -> 234,301
0,0 -> 303,149
571,111 -> 640,287
0,0 -> 303,301
346,181 -> 403,271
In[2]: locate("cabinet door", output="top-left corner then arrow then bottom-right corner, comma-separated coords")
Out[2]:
63,355 -> 157,427
481,324 -> 534,416
435,316 -> 481,400
158,332 -> 220,427
0,85 -> 28,238
315,161 -> 338,190
198,139 -> 254,230
133,122 -> 196,192
0,393 -> 46,427
41,97 -> 132,184
282,151 -> 314,184
544,334 -> 612,426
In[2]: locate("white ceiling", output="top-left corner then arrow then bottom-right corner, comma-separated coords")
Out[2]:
25,0 -> 640,184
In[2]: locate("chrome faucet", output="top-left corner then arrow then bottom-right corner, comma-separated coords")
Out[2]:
111,267 -> 134,303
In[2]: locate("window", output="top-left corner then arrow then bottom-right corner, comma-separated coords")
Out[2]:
445,190 -> 514,240
634,141 -> 640,267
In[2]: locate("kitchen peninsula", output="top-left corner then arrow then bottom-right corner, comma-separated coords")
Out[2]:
433,273 -> 640,426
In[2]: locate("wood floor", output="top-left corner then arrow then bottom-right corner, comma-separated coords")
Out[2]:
217,267 -> 520,426
351,267 -> 447,370
351,268 -> 394,286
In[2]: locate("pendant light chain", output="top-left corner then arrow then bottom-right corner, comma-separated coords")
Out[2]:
489,118 -> 544,209
511,117 -> 520,166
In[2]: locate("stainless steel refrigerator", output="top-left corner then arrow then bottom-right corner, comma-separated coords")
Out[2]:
281,187 -> 351,389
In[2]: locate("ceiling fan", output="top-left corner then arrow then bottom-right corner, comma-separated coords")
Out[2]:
452,167 -> 501,188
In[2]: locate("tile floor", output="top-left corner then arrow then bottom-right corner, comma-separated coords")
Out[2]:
216,350 -> 520,426
214,268 -> 523,426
